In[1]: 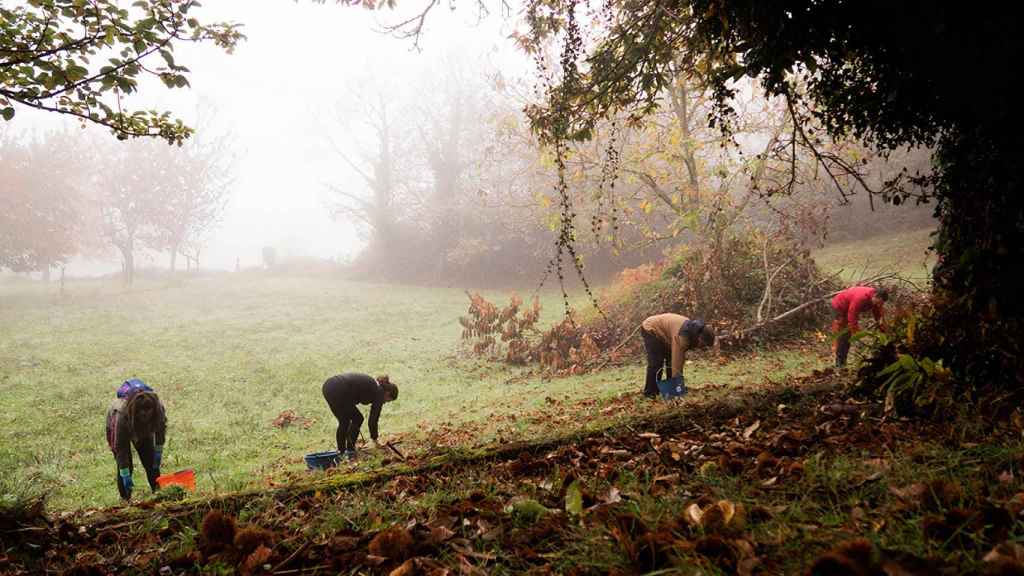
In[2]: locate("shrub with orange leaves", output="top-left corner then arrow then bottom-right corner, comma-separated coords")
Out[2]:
459,292 -> 541,364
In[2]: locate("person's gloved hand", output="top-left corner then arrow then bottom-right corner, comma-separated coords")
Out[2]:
119,468 -> 133,496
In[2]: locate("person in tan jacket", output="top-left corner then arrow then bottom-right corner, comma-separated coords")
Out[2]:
640,313 -> 715,397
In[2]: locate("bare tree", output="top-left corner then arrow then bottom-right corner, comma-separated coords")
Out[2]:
413,56 -> 490,277
93,139 -> 171,286
322,86 -> 406,259
153,105 -> 235,272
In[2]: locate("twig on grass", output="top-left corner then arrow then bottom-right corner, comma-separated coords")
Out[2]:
592,324 -> 642,372
385,441 -> 406,461
271,541 -> 309,573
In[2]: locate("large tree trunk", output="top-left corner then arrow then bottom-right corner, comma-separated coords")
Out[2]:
930,127 -> 1024,392
169,246 -> 178,272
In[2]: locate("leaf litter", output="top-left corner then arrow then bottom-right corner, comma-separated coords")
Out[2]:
2,368 -> 1023,575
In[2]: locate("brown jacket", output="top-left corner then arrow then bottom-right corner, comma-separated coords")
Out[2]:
641,313 -> 691,377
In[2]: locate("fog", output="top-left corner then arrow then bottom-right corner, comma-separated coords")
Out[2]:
2,1 -> 934,284
5,1 -> 529,276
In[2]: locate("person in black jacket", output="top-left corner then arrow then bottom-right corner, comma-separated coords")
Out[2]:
322,373 -> 399,458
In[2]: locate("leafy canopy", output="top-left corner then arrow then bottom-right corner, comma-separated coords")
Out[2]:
1,0 -> 243,143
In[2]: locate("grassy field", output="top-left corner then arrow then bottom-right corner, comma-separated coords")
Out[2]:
0,273 -> 831,510
812,227 -> 936,283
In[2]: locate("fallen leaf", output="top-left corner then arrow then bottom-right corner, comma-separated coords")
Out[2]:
368,526 -> 414,561
683,503 -> 703,528
450,544 -> 497,561
653,474 -> 680,485
889,483 -> 927,501
602,487 -> 622,505
742,420 -> 761,440
983,542 -> 1024,564
427,525 -> 455,544
240,545 -> 272,576
504,497 -> 552,522
863,458 -> 890,471
820,403 -> 863,416
853,471 -> 885,488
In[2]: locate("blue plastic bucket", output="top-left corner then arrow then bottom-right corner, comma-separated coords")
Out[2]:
656,376 -> 687,399
304,450 -> 341,470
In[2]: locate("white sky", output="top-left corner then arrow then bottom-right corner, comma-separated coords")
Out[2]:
9,0 -> 530,274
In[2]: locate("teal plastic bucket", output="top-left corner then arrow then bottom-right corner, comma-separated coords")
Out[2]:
657,376 -> 686,399
304,450 -> 341,470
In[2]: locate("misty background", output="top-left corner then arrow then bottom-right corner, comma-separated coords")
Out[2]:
3,1 -> 531,276
1,0 -> 934,284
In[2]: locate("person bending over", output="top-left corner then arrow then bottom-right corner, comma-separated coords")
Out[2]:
105,379 -> 167,501
322,373 -> 398,459
831,286 -> 888,368
639,313 -> 715,398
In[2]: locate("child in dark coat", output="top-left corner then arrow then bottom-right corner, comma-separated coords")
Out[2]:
105,379 -> 167,500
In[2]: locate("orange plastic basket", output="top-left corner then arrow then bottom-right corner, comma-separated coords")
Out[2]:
156,469 -> 195,491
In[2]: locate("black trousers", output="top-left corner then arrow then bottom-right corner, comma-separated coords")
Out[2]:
323,389 -> 364,452
114,436 -> 159,499
641,328 -> 672,397
833,310 -> 852,368
835,329 -> 852,367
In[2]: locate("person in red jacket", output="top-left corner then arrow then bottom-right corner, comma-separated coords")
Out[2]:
831,286 -> 888,367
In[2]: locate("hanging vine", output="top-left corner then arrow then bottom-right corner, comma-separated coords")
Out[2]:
590,120 -> 622,247
530,0 -> 616,327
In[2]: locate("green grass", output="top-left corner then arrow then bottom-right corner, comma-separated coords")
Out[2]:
0,273 -> 831,510
812,227 -> 937,284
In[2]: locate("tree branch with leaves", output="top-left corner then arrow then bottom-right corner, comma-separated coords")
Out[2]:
1,0 -> 243,143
